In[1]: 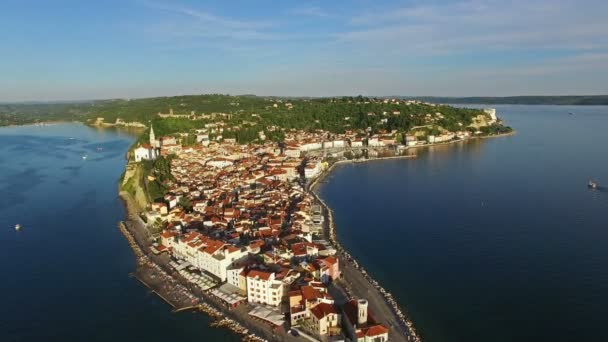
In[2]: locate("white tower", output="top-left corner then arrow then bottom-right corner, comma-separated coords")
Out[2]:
357,299 -> 368,326
149,124 -> 156,147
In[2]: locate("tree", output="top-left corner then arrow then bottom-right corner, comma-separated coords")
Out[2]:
179,197 -> 192,211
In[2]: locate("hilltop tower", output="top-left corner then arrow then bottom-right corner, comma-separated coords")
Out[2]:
357,299 -> 368,326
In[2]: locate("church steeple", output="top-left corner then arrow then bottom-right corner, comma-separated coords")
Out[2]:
149,123 -> 156,147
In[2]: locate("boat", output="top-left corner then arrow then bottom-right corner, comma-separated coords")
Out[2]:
568,112 -> 575,115
82,154 -> 88,160
588,180 -> 598,189
15,224 -> 22,231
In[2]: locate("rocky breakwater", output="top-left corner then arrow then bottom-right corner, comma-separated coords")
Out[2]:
309,163 -> 422,342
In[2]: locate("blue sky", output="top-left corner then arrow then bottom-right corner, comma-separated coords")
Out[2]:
1,0 -> 607,101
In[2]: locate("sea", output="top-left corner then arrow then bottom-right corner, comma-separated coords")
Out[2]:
0,124 -> 239,341
1,105 -> 607,342
318,105 -> 608,342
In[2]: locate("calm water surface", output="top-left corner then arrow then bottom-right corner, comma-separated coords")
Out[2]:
318,105 -> 608,342
0,123 -> 239,341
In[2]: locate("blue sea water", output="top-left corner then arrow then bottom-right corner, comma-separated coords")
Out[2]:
0,124 -> 239,342
318,105 -> 608,342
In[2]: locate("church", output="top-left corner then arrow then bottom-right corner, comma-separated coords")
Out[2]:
133,125 -> 159,162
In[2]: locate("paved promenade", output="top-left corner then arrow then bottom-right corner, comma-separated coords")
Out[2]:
310,174 -> 419,342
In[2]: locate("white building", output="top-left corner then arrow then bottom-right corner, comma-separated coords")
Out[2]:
246,270 -> 284,306
351,139 -> 363,147
332,140 -> 346,148
197,242 -> 247,281
166,232 -> 247,282
428,133 -> 455,144
304,161 -> 322,179
284,148 -> 301,158
310,302 -> 340,337
196,133 -> 209,143
367,137 -> 384,147
164,195 -> 178,209
227,266 -> 246,291
134,144 -> 158,162
299,142 -> 323,152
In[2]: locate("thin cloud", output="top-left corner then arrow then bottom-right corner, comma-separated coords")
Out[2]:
288,6 -> 330,18
343,0 -> 608,54
139,0 -> 279,40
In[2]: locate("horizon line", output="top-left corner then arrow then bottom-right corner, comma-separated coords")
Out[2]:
2,93 -> 608,105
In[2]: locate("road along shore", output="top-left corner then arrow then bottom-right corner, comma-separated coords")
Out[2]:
308,156 -> 421,342
118,191 -> 297,342
306,133 -> 514,342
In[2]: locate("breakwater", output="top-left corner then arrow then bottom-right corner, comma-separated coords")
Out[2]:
309,156 -> 422,342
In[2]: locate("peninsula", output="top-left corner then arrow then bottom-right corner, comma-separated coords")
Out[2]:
114,95 -> 511,342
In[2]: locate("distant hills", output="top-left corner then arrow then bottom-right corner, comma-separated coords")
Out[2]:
398,95 -> 608,105
2,93 -> 607,127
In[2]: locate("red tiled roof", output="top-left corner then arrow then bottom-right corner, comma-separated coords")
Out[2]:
247,270 -> 272,281
363,324 -> 389,337
310,302 -> 336,320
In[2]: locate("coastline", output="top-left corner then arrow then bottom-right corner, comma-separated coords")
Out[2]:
0,120 -> 73,129
309,156 -> 421,342
115,131 -> 512,342
307,132 -> 515,342
477,130 -> 516,139
118,191 -> 275,342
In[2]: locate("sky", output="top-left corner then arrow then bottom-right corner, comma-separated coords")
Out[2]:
0,0 -> 607,101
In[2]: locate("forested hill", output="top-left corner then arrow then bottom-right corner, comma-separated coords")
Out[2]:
1,95 -> 489,135
402,95 -> 608,105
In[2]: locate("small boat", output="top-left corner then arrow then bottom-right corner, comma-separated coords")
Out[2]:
588,180 -> 598,189
568,112 -> 575,115
15,224 -> 22,231
82,154 -> 88,160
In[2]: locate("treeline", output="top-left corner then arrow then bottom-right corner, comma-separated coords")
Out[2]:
0,102 -> 91,126
3,94 -> 494,139
120,95 -> 493,146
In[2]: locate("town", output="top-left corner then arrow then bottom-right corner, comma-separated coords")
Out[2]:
120,98 -> 508,342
